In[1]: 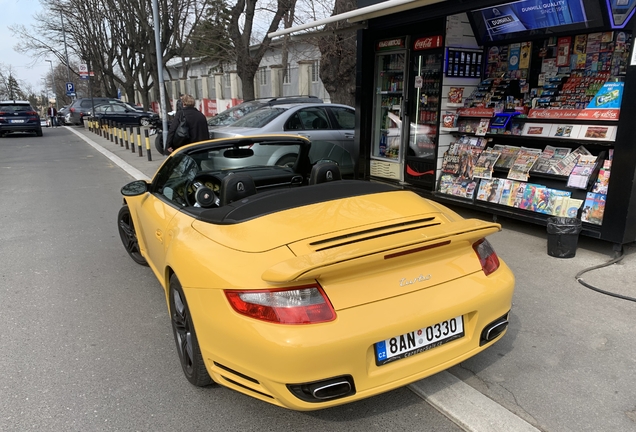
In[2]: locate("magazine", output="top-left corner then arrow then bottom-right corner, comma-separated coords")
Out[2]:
560,198 -> 584,218
581,192 -> 606,225
549,146 -> 590,176
592,167 -> 610,194
567,154 -> 598,189
476,178 -> 504,203
441,152 -> 461,174
545,189 -> 572,216
476,179 -> 492,201
498,179 -> 514,206
473,149 -> 502,179
495,145 -> 521,169
531,186 -> 550,213
475,118 -> 491,136
508,151 -> 539,181
438,174 -> 455,194
518,184 -> 542,211
509,181 -> 526,208
532,145 -> 571,173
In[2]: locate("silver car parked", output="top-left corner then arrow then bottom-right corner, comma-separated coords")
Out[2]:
209,103 -> 357,173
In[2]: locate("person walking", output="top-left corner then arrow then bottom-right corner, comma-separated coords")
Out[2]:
166,94 -> 209,154
47,103 -> 58,127
176,93 -> 184,112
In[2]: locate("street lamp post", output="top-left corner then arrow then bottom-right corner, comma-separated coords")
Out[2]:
45,60 -> 57,109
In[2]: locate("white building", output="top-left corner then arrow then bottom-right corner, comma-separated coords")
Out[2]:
142,40 -> 330,116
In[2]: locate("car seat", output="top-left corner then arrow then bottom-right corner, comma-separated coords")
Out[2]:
309,162 -> 341,185
220,174 -> 257,205
287,116 -> 302,130
312,117 -> 329,129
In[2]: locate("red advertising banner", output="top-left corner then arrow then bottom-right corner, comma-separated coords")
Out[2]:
457,107 -> 495,117
201,98 -> 218,117
528,109 -> 620,121
413,36 -> 443,51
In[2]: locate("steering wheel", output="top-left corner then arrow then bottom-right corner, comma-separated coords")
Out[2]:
184,174 -> 221,208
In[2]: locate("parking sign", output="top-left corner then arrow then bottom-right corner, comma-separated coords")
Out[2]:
66,82 -> 75,96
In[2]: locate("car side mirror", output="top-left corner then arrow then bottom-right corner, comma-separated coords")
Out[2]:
121,180 -> 149,196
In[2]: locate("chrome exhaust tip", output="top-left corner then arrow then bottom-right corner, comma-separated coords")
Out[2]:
480,313 -> 510,346
287,375 -> 356,403
312,380 -> 352,400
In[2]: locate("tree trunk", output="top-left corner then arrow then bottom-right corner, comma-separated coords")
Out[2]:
317,0 -> 357,106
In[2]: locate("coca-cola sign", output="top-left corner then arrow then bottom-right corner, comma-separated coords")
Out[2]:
413,36 -> 443,51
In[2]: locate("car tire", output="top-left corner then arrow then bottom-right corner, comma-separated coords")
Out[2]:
155,134 -> 165,155
117,205 -> 148,266
36,128 -> 43,137
169,274 -> 214,387
140,117 -> 150,126
276,154 -> 298,167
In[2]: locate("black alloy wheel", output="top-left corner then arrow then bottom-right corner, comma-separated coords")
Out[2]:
117,205 -> 148,266
169,275 -> 213,387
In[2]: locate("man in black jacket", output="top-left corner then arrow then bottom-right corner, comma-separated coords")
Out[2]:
166,94 -> 209,154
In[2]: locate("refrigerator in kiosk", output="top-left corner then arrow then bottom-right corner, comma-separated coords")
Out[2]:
370,38 -> 408,182
404,35 -> 444,190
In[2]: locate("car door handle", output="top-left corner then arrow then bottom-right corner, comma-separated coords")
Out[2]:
298,133 -> 310,138
155,229 -> 163,243
344,133 -> 354,139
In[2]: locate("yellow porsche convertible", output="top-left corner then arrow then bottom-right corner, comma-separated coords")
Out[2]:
117,135 -> 515,411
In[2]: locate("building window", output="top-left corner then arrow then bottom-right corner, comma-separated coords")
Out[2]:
224,73 -> 231,88
259,67 -> 267,86
283,64 -> 291,85
311,60 -> 320,83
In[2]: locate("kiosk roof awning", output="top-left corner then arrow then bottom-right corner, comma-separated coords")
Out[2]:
268,0 -> 446,38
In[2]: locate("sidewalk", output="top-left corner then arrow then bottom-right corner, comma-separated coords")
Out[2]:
72,125 -> 636,432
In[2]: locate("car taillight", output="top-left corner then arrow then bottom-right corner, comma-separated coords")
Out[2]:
26,111 -> 38,115
225,285 -> 336,324
472,238 -> 500,276
70,107 -> 76,112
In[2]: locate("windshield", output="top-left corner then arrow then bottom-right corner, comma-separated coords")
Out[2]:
230,107 -> 286,128
207,101 -> 265,127
0,104 -> 34,113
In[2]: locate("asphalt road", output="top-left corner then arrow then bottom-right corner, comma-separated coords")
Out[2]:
0,129 -> 463,431
4,126 -> 635,432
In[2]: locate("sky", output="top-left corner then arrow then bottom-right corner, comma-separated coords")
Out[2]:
1,0 -> 50,93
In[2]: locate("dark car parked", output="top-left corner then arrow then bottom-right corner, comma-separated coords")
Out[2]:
90,103 -> 159,126
0,101 -> 43,137
56,105 -> 69,125
207,95 -> 322,132
66,97 -> 131,125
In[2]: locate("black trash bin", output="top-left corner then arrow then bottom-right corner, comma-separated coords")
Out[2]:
546,217 -> 582,258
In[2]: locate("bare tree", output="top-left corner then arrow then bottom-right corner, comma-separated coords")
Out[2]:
315,0 -> 356,105
227,0 -> 297,101
12,0 -> 211,109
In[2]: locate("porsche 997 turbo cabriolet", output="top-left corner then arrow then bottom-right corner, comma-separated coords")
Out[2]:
117,134 -> 515,411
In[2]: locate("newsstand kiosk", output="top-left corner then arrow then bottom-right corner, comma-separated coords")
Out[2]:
356,0 -> 636,249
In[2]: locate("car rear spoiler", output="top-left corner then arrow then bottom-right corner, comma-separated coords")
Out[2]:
262,219 -> 501,283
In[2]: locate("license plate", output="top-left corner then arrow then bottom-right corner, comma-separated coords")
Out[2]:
10,119 -> 25,123
375,315 -> 464,366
